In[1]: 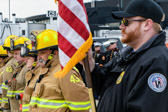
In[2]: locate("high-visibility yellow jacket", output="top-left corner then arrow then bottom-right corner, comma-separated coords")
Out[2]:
29,55 -> 91,112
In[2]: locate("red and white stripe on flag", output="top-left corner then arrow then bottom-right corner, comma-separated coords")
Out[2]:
54,0 -> 93,78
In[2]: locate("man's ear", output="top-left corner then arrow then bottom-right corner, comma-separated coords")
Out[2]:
144,19 -> 153,31
54,50 -> 59,55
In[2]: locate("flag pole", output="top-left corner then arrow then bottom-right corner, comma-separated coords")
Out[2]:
83,54 -> 96,112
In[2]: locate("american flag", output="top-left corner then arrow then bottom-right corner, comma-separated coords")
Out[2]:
55,0 -> 93,78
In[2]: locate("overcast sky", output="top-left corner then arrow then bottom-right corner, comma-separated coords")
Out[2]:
0,0 -> 91,19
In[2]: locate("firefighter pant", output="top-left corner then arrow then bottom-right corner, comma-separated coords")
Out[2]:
2,89 -> 9,109
9,98 -> 21,112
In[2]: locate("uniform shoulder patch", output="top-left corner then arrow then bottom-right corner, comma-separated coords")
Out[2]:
148,73 -> 167,92
6,67 -> 13,73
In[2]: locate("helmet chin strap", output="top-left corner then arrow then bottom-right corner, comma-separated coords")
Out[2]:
31,62 -> 36,69
48,53 -> 53,60
45,50 -> 54,66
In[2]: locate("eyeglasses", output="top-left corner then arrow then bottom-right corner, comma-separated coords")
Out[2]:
121,19 -> 146,26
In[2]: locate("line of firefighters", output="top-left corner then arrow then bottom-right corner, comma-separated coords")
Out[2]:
0,29 -> 92,112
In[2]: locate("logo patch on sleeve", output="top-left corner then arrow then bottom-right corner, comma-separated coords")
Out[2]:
148,73 -> 167,92
6,67 -> 13,73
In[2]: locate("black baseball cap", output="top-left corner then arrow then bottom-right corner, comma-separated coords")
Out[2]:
112,0 -> 165,24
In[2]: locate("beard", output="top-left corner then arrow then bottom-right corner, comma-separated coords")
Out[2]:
121,25 -> 141,44
38,59 -> 46,67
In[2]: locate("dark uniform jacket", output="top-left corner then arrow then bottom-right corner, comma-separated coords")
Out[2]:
92,31 -> 168,112
105,49 -> 118,63
93,52 -> 106,67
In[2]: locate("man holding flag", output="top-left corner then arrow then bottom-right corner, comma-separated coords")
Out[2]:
83,0 -> 168,112
56,0 -> 168,111
29,29 -> 91,112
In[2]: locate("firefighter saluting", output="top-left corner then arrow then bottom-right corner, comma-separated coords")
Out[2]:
28,29 -> 91,112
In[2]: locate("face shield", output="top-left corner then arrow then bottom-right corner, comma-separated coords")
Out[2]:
20,42 -> 30,57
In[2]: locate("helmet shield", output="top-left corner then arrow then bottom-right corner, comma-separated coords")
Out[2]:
10,38 -> 14,51
20,42 -> 30,57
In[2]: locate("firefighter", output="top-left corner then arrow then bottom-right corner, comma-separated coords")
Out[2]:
0,45 -> 9,112
103,39 -> 118,63
29,29 -> 91,112
1,35 -> 18,112
20,42 -> 40,112
93,42 -> 106,67
5,37 -> 32,112
83,0 -> 168,112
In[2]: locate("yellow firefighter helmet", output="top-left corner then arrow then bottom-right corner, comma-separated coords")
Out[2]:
0,45 -> 7,56
3,35 -> 18,50
10,37 -> 32,51
36,29 -> 58,50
